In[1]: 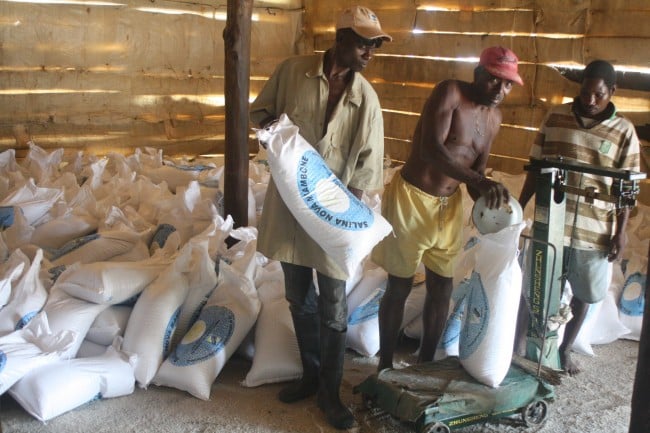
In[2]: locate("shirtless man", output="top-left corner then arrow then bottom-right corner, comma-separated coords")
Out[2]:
372,46 -> 523,371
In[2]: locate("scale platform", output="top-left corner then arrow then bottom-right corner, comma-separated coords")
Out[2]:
355,357 -> 554,433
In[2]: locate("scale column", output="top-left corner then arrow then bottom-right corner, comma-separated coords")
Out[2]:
526,167 -> 564,369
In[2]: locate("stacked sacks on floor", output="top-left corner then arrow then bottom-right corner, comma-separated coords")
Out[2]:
0,143 -> 260,420
344,265 -> 387,358
0,249 -> 47,334
0,141 -> 646,422
241,260 -> 302,388
79,305 -> 132,356
8,337 -> 137,422
0,312 -> 75,395
122,244 -> 194,387
0,140 -> 384,419
153,259 -> 260,399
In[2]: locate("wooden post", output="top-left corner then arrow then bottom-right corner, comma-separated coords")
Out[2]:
223,0 -> 253,228
629,242 -> 650,433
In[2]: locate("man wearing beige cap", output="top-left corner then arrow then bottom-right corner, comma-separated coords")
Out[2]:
250,5 -> 391,430
373,46 -> 523,372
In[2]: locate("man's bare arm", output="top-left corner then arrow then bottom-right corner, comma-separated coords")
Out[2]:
518,171 -> 537,210
466,153 -> 490,201
609,206 -> 630,262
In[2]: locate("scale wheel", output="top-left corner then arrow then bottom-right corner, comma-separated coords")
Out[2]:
522,400 -> 549,425
422,422 -> 451,433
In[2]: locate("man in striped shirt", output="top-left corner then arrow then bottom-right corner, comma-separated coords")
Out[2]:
518,60 -> 641,375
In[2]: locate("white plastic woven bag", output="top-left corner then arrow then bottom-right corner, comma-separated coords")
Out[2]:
153,261 -> 260,400
256,114 -> 392,277
458,222 -> 525,387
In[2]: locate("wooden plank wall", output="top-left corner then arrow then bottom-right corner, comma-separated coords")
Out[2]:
304,0 -> 650,202
1,0 -> 648,202
0,0 -> 303,159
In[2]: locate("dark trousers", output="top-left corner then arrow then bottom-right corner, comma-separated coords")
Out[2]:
281,262 -> 348,332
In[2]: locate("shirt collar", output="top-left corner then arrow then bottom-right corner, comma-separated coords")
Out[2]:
305,52 -> 325,78
305,51 -> 363,107
571,97 -> 617,125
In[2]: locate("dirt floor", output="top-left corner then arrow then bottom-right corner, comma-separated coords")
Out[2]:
0,337 -> 639,433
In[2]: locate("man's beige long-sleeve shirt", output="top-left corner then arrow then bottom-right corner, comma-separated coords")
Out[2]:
250,52 -> 385,279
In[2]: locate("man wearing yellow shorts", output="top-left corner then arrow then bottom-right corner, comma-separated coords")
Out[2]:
373,174 -> 464,280
372,46 -> 523,371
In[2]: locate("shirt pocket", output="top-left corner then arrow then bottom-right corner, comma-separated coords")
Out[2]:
320,124 -> 355,179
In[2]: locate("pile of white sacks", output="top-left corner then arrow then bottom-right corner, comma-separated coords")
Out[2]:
0,142 -> 646,421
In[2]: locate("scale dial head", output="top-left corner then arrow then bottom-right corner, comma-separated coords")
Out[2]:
471,195 -> 523,234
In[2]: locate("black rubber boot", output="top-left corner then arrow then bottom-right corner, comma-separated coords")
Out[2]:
278,312 -> 320,403
317,326 -> 355,430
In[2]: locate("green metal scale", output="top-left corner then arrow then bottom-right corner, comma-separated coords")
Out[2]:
355,157 -> 646,433
523,156 -> 646,369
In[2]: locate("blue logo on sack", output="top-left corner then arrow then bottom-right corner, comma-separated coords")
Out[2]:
0,206 -> 15,230
49,232 -> 100,260
296,149 -> 373,231
170,305 -> 235,366
348,288 -> 385,325
463,236 -> 480,251
187,289 -> 216,330
163,307 -> 181,356
15,311 -> 38,330
620,272 -> 646,317
116,293 -> 140,307
440,280 -> 472,349
459,271 -> 489,359
48,265 -> 67,282
171,163 -> 214,172
150,223 -> 177,249
440,297 -> 466,348
0,350 -> 6,372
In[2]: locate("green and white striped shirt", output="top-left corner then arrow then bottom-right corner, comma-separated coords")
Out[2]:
530,101 -> 640,251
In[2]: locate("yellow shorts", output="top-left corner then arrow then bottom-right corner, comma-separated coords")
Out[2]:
371,172 -> 463,278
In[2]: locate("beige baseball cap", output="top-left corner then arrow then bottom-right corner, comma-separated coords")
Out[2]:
336,6 -> 392,42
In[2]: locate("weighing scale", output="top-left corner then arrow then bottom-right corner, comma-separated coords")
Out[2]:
523,156 -> 646,369
355,156 -> 646,432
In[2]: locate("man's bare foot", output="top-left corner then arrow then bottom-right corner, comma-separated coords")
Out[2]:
560,351 -> 581,376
